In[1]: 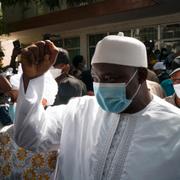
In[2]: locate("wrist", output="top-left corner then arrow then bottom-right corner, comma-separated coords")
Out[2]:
23,74 -> 30,93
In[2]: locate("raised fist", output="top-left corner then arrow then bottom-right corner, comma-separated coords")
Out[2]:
21,40 -> 59,79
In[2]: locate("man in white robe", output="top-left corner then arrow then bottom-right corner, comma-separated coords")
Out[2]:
14,35 -> 180,180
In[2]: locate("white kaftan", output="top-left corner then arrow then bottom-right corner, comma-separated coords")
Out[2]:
14,74 -> 180,180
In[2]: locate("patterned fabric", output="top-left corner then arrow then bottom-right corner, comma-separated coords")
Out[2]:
102,118 -> 123,179
0,131 -> 57,180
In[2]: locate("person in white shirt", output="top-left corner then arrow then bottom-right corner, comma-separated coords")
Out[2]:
165,56 -> 180,107
14,35 -> 180,180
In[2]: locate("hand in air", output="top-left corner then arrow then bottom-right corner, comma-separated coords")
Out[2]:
21,40 -> 59,79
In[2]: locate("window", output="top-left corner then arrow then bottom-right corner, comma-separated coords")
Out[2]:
43,35 -> 80,62
109,30 -> 131,36
138,27 -> 158,42
63,37 -> 80,61
161,24 -> 180,39
123,30 -> 131,37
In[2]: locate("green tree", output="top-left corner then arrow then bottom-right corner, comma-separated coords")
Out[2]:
0,0 -> 96,9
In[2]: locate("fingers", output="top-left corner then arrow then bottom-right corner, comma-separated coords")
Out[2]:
35,41 -> 46,63
28,45 -> 39,64
45,40 -> 59,65
21,43 -> 42,65
21,40 -> 59,69
21,48 -> 35,65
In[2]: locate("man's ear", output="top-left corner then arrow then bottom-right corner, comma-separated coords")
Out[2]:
138,68 -> 148,84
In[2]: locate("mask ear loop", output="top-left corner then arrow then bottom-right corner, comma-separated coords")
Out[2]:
126,70 -> 138,87
126,69 -> 141,100
130,84 -> 141,101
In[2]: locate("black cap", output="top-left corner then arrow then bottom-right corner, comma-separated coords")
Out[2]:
170,56 -> 180,76
54,48 -> 70,66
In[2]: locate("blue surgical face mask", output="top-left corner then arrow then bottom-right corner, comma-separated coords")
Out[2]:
93,70 -> 141,113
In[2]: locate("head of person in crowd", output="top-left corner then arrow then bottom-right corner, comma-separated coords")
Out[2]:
72,55 -> 86,72
169,56 -> 180,107
144,40 -> 154,54
159,48 -> 168,61
80,70 -> 94,95
154,62 -> 175,97
51,49 -> 87,104
152,61 -> 170,84
153,61 -> 166,76
154,49 -> 161,60
144,40 -> 157,69
91,32 -> 152,114
53,76 -> 83,105
50,48 -> 70,79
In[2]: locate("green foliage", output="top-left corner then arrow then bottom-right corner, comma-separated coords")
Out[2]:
66,0 -> 96,6
0,0 -> 96,9
42,0 -> 59,10
0,0 -> 97,34
0,0 -> 30,7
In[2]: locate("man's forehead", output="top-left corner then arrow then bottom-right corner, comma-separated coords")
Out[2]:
171,70 -> 180,78
92,63 -> 134,70
91,63 -> 136,75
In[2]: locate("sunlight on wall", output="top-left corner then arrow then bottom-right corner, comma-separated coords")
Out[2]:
1,40 -> 15,67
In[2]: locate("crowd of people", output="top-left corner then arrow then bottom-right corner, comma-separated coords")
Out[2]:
0,32 -> 179,179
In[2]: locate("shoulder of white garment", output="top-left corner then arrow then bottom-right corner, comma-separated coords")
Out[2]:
66,95 -> 98,112
135,95 -> 180,114
127,95 -> 180,122
153,95 -> 180,115
70,95 -> 97,105
130,95 -> 180,140
47,95 -> 97,113
45,95 -> 99,127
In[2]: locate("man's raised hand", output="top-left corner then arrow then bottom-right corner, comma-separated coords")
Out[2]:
21,40 -> 59,79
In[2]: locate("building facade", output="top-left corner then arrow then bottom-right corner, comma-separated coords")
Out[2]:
0,0 -> 180,66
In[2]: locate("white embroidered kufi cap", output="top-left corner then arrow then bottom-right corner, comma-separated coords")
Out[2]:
91,32 -> 148,68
